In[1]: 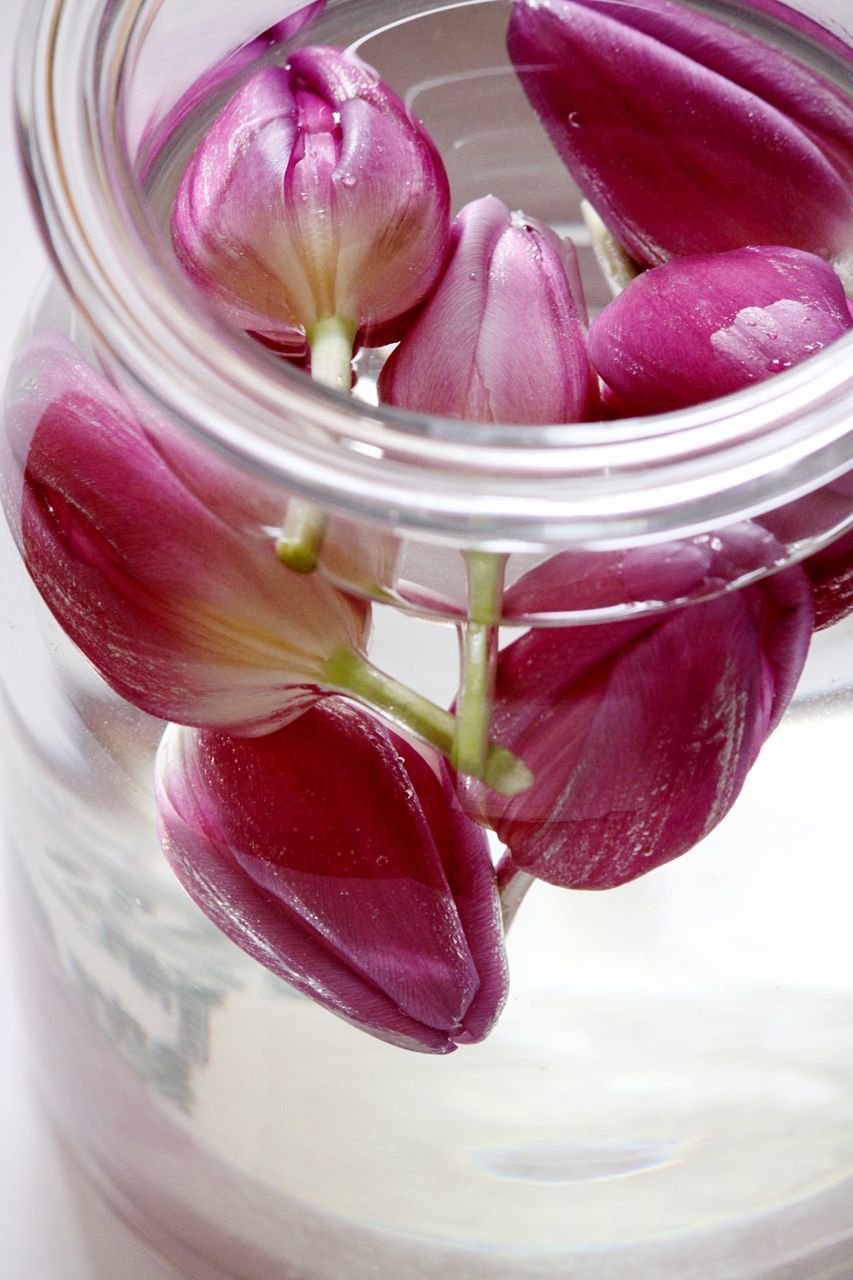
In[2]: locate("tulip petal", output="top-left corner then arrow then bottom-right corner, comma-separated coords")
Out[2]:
156,700 -> 507,1051
379,195 -> 598,424
804,527 -> 853,629
468,526 -> 813,888
3,333 -> 369,732
508,0 -> 853,278
587,246 -> 853,415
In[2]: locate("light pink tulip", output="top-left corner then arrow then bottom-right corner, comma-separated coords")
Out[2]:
172,46 -> 451,348
379,195 -> 599,423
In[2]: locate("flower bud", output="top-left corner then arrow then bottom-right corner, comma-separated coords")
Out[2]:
156,700 -> 508,1052
467,525 -> 813,890
379,195 -> 599,423
586,245 -> 853,415
508,0 -> 853,283
172,46 -> 451,347
2,334 -> 368,733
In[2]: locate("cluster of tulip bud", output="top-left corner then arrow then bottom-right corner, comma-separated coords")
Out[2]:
4,0 -> 852,1051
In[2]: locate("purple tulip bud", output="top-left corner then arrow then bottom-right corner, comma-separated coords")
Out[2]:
378,195 -> 599,423
586,246 -> 853,415
171,46 -> 451,347
508,0 -> 853,280
156,700 -> 508,1052
2,334 -> 368,733
466,525 -> 813,890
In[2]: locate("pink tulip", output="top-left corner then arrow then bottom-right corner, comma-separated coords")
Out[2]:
586,246 -> 853,415
171,45 -> 451,350
378,195 -> 599,423
508,0 -> 853,282
466,525 -> 813,890
2,333 -> 368,733
156,699 -> 508,1052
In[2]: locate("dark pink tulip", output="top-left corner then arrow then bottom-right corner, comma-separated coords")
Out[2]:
804,526 -> 853,629
378,195 -> 599,423
587,246 -> 853,415
156,700 -> 508,1052
467,525 -> 813,890
172,45 -> 451,347
2,334 -> 368,733
508,0 -> 853,281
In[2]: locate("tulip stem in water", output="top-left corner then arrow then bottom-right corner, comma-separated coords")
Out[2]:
324,647 -> 532,798
277,316 -> 356,574
497,857 -> 535,932
454,551 -> 507,778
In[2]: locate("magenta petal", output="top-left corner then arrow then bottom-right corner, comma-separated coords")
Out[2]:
155,701 -> 507,1052
379,195 -> 598,424
804,527 -> 853,629
508,0 -> 853,275
2,333 -> 368,731
587,246 -> 853,415
470,527 -> 813,889
760,475 -> 853,630
172,46 -> 451,341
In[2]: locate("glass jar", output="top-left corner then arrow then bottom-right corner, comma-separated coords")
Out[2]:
4,0 -> 853,1277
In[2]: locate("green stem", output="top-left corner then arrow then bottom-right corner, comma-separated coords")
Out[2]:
276,315 -> 356,574
323,648 -> 532,798
497,856 -> 535,933
453,551 -> 507,778
465,550 -> 507,627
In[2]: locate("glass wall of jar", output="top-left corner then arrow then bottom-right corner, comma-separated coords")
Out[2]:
4,0 -> 853,1276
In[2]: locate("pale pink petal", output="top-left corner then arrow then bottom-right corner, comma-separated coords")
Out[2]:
379,195 -> 598,424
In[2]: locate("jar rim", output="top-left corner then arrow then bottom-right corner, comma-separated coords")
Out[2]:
15,0 -> 853,547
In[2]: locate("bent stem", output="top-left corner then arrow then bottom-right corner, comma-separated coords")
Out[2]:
277,316 -> 356,573
323,647 -> 532,798
454,551 -> 507,778
497,856 -> 535,932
